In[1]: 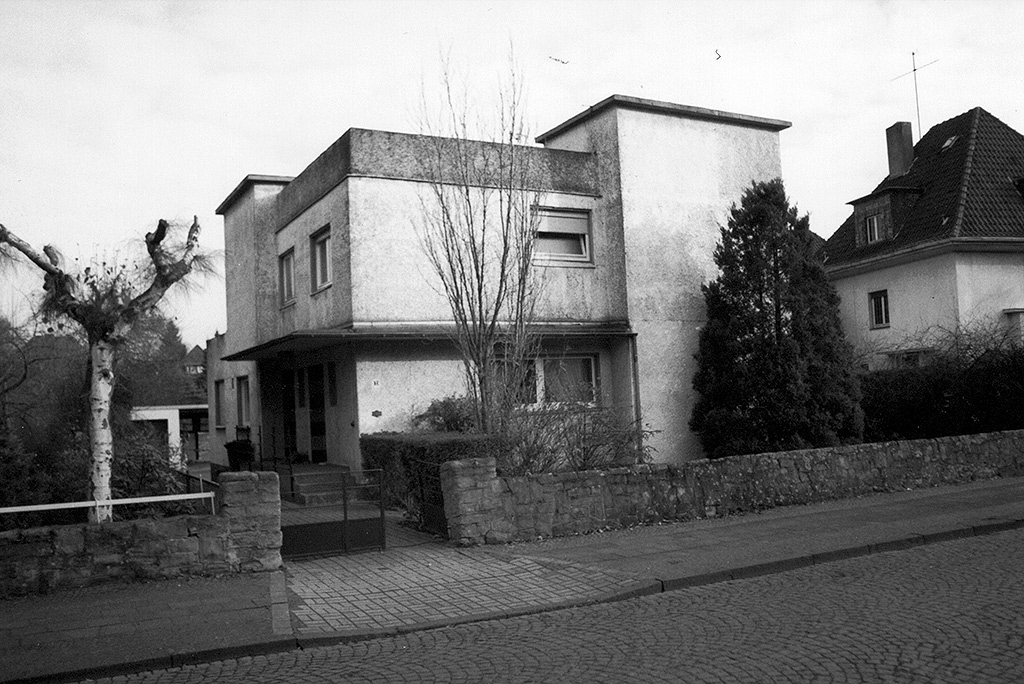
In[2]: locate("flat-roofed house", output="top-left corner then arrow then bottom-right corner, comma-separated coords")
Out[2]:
208,95 -> 789,469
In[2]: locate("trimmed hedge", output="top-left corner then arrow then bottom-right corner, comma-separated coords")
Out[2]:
861,345 -> 1024,442
360,433 -> 499,520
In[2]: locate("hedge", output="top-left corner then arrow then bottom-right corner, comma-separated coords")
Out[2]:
360,432 -> 499,517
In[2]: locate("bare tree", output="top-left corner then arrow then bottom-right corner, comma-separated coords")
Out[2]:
418,59 -> 541,433
0,218 -> 206,522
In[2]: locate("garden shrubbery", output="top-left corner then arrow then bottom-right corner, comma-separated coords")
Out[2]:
860,337 -> 1024,442
361,432 -> 499,514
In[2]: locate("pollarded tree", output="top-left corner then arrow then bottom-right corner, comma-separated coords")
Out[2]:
0,218 -> 206,521
690,179 -> 861,459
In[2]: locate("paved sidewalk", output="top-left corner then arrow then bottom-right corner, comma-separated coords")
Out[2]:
1,476 -> 1022,683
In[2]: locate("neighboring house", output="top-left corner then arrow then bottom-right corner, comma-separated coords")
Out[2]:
129,344 -> 210,465
824,108 -> 1024,369
129,404 -> 210,466
183,345 -> 206,377
208,95 -> 789,469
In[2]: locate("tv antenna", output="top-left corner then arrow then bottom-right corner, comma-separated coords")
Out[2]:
891,52 -> 939,140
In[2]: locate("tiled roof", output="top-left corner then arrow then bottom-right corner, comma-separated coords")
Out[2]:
824,107 -> 1024,268
183,345 -> 206,366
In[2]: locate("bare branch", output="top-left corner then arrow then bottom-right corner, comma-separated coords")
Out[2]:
0,223 -> 63,278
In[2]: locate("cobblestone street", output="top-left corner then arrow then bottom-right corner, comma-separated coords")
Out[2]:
79,528 -> 1024,683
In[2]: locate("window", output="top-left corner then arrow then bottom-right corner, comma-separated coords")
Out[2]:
535,209 -> 591,263
310,227 -> 331,291
236,376 -> 251,426
214,380 -> 225,427
864,214 -> 881,244
507,356 -> 598,406
869,290 -> 890,328
278,249 -> 295,305
542,357 -> 597,404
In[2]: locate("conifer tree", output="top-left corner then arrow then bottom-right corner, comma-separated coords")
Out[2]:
690,179 -> 862,458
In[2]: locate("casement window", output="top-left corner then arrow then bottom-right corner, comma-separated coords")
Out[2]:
864,214 -> 881,244
508,356 -> 599,406
279,249 -> 295,305
214,380 -> 225,427
534,208 -> 591,263
310,226 -> 332,291
236,376 -> 251,426
869,290 -> 890,328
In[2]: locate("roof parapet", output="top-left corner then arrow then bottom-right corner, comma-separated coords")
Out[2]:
536,94 -> 791,144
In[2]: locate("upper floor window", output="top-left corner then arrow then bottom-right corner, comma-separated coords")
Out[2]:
310,226 -> 331,292
869,289 -> 890,328
534,208 -> 591,264
864,214 -> 881,244
278,249 -> 295,305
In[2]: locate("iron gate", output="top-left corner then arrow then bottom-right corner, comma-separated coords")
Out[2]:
280,469 -> 386,559
409,459 -> 448,538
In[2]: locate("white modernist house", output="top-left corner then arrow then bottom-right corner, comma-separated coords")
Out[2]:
208,95 -> 789,469
824,108 -> 1024,369
129,404 -> 209,467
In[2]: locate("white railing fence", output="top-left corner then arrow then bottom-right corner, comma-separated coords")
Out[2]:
0,492 -> 217,519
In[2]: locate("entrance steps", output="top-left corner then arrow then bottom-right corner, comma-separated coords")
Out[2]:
280,463 -> 351,506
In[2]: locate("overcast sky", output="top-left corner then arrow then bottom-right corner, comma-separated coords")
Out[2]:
2,0 -> 1023,347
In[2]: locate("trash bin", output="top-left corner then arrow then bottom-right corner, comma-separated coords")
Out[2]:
225,439 -> 255,471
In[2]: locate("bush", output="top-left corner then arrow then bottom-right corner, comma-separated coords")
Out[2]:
497,406 -> 655,476
861,337 -> 1024,441
412,395 -> 476,433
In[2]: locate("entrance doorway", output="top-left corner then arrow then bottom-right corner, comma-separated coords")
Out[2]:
307,364 -> 327,463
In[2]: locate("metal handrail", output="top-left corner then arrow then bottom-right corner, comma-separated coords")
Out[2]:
0,492 -> 217,517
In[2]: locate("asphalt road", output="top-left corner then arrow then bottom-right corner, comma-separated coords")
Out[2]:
80,528 -> 1024,683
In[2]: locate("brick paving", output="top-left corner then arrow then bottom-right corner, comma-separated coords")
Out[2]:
0,571 -> 291,683
72,528 -> 1024,683
3,476 -> 1023,683
287,547 -> 649,637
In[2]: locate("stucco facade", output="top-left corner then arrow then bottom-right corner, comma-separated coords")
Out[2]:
211,96 -> 788,467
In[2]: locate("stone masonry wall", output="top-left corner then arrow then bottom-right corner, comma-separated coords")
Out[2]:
0,471 -> 282,597
440,430 -> 1024,545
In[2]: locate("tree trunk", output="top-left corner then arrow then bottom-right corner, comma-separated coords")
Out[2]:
89,340 -> 116,523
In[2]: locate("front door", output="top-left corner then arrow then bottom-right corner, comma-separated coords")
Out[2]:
307,364 -> 327,463
281,369 -> 298,460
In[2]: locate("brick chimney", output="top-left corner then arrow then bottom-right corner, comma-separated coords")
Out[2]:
886,122 -> 914,178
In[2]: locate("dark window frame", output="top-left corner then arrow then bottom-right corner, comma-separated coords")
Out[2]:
278,249 -> 295,306
869,289 -> 890,328
310,226 -> 332,292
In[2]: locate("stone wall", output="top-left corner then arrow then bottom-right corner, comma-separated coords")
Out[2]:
441,430 -> 1024,545
0,471 -> 282,597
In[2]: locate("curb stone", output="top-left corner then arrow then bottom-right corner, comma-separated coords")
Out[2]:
7,511 -> 1023,684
